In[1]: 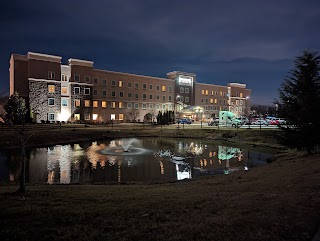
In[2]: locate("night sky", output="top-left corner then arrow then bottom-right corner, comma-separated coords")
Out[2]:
1,0 -> 320,104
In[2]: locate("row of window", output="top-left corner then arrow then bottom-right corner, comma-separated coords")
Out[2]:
201,89 -> 245,98
201,98 -> 227,104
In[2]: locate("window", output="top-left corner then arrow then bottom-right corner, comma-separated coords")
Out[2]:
94,78 -> 98,84
102,101 -> 106,108
48,98 -> 55,106
135,93 -> 139,99
149,94 -> 153,99
240,93 -> 243,98
149,104 -> 153,109
142,104 -> 147,109
128,82 -> 132,88
185,97 -> 189,102
85,100 -> 90,107
111,102 -> 116,108
119,80 -> 123,87
143,83 -> 147,90
162,85 -> 166,92
119,102 -> 124,108
169,86 -> 172,92
201,98 -> 204,103
102,90 -> 106,96
149,84 -> 153,90
93,89 -> 97,95
211,90 -> 214,96
74,87 -> 80,94
180,87 -> 184,93
223,92 -> 226,96
134,103 -> 139,109
92,114 -> 98,121
61,87 -> 68,95
185,88 -> 189,93
48,113 -> 55,121
214,99 -> 217,104
162,104 -> 166,110
111,91 -> 116,97
48,85 -> 55,93
168,96 -> 172,101
85,114 -> 90,121
135,82 -> 139,89
168,105 -> 172,110
236,100 -> 239,105
219,99 -> 222,104
85,76 -> 90,83
162,96 -> 166,101
93,101 -> 98,107
210,98 -> 213,103
119,114 -> 124,121
156,104 -> 160,110
143,93 -> 146,99
48,71 -> 55,80
111,80 -> 116,86
202,90 -> 204,95
102,79 -> 106,85
205,90 -> 208,95
61,74 -> 68,81
75,99 -> 80,107
128,92 -> 132,98
156,85 -> 160,91
84,88 -> 90,95
61,99 -> 68,107
220,91 -> 222,96
206,98 -> 208,103
74,75 -> 80,82
156,95 -> 160,100
127,103 -> 132,109
215,91 -> 218,96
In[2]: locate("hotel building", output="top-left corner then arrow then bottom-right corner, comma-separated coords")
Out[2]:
9,52 -> 251,123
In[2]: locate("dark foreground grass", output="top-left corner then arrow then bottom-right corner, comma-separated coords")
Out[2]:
1,152 -> 320,241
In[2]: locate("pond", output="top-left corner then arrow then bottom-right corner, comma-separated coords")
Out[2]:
0,138 -> 273,184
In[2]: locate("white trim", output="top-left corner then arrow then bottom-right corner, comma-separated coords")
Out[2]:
167,71 -> 196,77
29,78 -> 60,83
70,82 -> 93,86
28,52 -> 62,60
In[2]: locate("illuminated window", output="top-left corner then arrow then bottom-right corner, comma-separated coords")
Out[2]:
134,103 -> 139,109
162,85 -> 166,92
119,102 -> 123,108
240,93 -> 243,98
142,104 -> 146,109
119,114 -> 124,121
85,100 -> 90,107
202,90 -> 204,95
236,100 -> 239,105
75,99 -> 80,107
48,71 -> 55,80
220,91 -> 222,96
61,87 -> 68,95
74,87 -> 80,94
111,102 -> 116,108
85,76 -> 90,83
92,114 -> 98,120
119,80 -> 123,87
48,85 -> 55,93
102,101 -> 106,108
214,99 -> 217,104
210,98 -> 213,103
127,103 -> 132,109
84,88 -> 90,95
205,90 -> 209,95
93,101 -> 98,107
61,99 -> 68,107
74,74 -> 80,82
211,90 -> 214,96
48,98 -> 55,106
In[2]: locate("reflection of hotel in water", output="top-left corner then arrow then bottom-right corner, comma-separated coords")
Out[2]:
6,141 -> 247,184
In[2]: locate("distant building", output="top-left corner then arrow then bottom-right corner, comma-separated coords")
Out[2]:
9,52 -> 251,123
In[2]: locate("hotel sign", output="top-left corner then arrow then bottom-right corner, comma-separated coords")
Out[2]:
178,75 -> 193,86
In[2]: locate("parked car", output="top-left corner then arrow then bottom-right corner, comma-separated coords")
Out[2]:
236,117 -> 249,125
208,118 -> 219,126
269,119 -> 280,125
178,118 -> 192,124
251,119 -> 269,126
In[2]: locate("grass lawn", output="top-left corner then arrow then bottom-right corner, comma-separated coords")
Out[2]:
0,124 -> 319,240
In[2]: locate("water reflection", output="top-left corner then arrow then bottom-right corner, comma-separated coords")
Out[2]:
1,138 -> 273,184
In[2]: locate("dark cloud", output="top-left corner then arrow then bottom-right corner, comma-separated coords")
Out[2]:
1,0 -> 320,104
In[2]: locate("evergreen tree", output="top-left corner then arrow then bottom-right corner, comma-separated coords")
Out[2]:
276,50 -> 320,153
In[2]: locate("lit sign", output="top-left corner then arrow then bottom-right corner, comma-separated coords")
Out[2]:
178,75 -> 193,86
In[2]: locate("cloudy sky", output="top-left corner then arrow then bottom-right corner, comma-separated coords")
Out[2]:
1,0 -> 320,104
